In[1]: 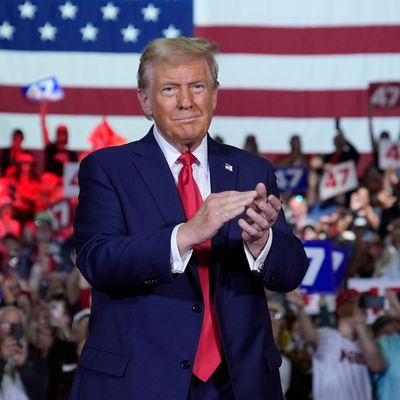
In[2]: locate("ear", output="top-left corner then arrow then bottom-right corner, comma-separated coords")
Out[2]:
137,89 -> 153,119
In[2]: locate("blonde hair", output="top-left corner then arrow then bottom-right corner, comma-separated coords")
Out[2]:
137,37 -> 219,90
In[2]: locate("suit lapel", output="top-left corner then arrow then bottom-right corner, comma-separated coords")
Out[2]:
208,137 -> 239,249
131,129 -> 202,291
130,132 -> 239,294
130,129 -> 185,226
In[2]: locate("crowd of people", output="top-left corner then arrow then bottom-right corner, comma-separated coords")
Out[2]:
0,117 -> 399,399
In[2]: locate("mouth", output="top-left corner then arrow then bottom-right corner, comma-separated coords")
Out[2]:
174,115 -> 201,122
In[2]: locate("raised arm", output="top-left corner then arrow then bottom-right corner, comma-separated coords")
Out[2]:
40,102 -> 51,147
286,290 -> 319,349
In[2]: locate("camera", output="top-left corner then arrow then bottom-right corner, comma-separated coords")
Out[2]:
9,322 -> 24,342
359,295 -> 385,309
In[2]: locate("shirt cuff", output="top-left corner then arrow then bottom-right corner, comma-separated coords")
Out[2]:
170,224 -> 193,274
244,228 -> 273,273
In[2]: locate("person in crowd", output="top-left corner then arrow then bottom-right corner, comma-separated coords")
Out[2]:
284,307 -> 312,400
367,103 -> 391,172
375,216 -> 400,279
0,129 -> 26,177
323,129 -> 360,168
335,187 -> 380,242
1,233 -> 32,280
28,301 -> 75,400
71,36 -> 308,400
0,196 -> 21,239
346,235 -> 384,278
0,305 -> 48,400
54,308 -> 91,400
371,289 -> 400,400
286,194 -> 316,238
7,153 -> 40,223
286,289 -> 386,400
29,212 -> 63,295
34,172 -> 64,214
267,298 -> 292,398
275,134 -> 309,168
378,194 -> 400,239
243,133 -> 260,154
42,122 -> 78,177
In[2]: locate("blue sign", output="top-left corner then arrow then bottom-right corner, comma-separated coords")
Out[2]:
22,76 -> 64,102
302,240 -> 335,294
332,246 -> 349,288
274,166 -> 308,193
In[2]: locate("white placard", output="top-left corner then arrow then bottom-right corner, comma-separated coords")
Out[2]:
378,140 -> 400,170
47,198 -> 72,232
319,160 -> 358,201
348,278 -> 400,323
348,278 -> 400,295
64,162 -> 80,198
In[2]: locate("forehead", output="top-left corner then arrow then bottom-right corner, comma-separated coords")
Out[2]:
151,58 -> 211,82
1,309 -> 20,322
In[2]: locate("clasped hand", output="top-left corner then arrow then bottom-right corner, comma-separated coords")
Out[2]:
178,183 -> 281,258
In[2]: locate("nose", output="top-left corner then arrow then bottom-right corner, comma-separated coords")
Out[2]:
177,86 -> 193,109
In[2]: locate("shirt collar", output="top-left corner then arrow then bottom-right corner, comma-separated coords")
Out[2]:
152,124 -> 208,170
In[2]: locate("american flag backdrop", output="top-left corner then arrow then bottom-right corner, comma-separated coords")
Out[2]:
1,0 -> 400,153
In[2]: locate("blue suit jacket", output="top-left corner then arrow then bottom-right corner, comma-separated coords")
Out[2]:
71,130 -> 308,400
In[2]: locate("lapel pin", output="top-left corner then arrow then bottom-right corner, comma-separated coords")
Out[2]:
225,163 -> 233,172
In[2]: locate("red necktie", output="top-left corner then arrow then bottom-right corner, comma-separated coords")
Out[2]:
177,152 -> 222,382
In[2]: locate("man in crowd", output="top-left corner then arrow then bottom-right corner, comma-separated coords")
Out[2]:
287,289 -> 386,400
72,37 -> 308,400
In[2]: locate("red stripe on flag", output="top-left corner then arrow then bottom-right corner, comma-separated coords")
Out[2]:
195,25 -> 400,55
0,86 -> 143,116
1,85 -> 399,117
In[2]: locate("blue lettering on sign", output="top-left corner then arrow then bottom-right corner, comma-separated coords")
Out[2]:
274,166 -> 308,193
301,240 -> 336,294
332,246 -> 349,288
22,76 -> 64,102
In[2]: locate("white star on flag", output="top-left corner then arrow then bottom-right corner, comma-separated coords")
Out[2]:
121,24 -> 140,43
18,1 -> 37,19
59,1 -> 78,20
80,23 -> 98,41
38,22 -> 57,41
142,3 -> 160,22
101,2 -> 119,21
0,21 -> 15,40
162,24 -> 180,38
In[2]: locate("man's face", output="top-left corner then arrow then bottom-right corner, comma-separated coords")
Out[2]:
56,131 -> 68,146
138,58 -> 218,152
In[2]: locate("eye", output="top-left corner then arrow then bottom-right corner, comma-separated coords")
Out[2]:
192,83 -> 205,92
161,86 -> 176,95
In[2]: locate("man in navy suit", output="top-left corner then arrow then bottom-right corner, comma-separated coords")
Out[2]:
71,37 -> 308,400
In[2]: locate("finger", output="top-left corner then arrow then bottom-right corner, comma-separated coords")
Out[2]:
212,190 -> 257,200
267,194 -> 282,213
245,207 -> 269,231
255,182 -> 267,199
238,218 -> 265,238
206,191 -> 257,215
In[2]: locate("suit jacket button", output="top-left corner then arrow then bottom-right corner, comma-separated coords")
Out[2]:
180,360 -> 191,370
192,304 -> 203,313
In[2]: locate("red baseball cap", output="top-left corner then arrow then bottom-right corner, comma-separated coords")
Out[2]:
336,289 -> 360,309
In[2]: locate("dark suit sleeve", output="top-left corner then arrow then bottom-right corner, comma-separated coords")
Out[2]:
259,159 -> 309,292
74,154 -> 174,294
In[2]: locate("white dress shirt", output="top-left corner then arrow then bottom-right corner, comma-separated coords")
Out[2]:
152,125 -> 272,274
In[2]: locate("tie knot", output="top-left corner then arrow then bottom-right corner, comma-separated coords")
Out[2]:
178,152 -> 197,167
